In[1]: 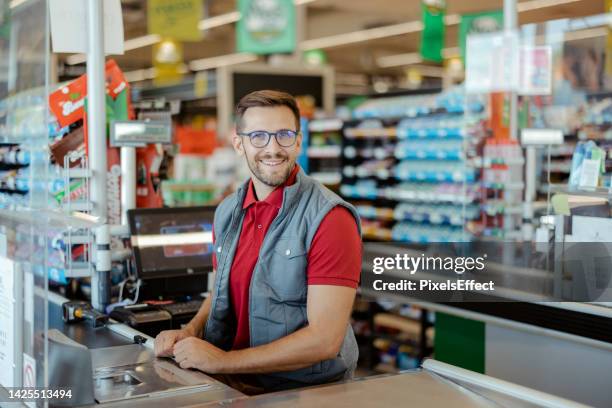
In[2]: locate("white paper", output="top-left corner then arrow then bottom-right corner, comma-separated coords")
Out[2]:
0,257 -> 15,387
49,0 -> 124,54
466,31 -> 520,94
519,46 -> 552,95
578,159 -> 600,188
23,353 -> 36,387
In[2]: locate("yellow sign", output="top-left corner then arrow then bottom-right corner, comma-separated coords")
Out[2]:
148,0 -> 202,41
153,39 -> 184,86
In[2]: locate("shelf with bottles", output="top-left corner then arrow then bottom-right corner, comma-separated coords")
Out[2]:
356,205 -> 395,221
352,87 -> 484,120
342,88 -> 487,244
305,118 -> 343,188
382,182 -> 479,204
0,87 -> 49,144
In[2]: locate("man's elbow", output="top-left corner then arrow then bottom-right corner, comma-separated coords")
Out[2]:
319,335 -> 344,361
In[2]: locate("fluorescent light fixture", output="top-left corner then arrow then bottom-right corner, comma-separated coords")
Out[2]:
132,232 -> 213,249
198,11 -> 241,31
563,26 -> 607,42
377,52 -> 421,68
123,64 -> 188,83
295,0 -> 318,4
377,47 -> 461,68
189,52 -> 258,71
517,0 -> 581,12
124,68 -> 157,83
301,21 -> 424,50
66,34 -> 162,65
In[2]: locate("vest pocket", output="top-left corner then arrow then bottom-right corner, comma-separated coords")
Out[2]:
268,237 -> 308,299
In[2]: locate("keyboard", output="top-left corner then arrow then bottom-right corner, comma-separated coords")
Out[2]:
158,299 -> 203,316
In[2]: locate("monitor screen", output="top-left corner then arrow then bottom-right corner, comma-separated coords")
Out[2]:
128,207 -> 215,279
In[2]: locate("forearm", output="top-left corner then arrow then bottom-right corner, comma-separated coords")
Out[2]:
218,325 -> 339,374
184,296 -> 212,337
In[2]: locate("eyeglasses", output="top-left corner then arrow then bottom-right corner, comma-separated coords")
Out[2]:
237,129 -> 299,148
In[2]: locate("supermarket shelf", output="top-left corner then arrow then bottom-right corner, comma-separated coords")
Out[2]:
363,228 -> 393,241
307,146 -> 342,158
397,127 -> 464,140
383,187 -> 477,204
345,127 -> 397,139
311,172 -> 342,185
308,118 -> 343,132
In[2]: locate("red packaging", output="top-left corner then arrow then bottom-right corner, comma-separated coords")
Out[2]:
49,75 -> 87,128
105,59 -> 128,100
49,59 -> 128,128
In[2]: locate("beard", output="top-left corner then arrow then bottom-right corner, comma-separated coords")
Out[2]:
245,149 -> 294,188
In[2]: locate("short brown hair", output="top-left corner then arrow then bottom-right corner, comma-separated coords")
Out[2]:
235,90 -> 301,132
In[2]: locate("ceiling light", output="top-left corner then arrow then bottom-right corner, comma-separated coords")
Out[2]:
198,11 -> 241,31
123,68 -> 157,83
301,21 -> 424,50
377,47 -> 460,68
189,52 -> 258,71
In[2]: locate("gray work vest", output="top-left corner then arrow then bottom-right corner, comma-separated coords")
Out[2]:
204,167 -> 361,390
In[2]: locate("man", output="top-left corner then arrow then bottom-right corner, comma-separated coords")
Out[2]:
154,90 -> 362,392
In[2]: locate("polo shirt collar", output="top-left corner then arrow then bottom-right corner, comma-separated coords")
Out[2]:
242,164 -> 300,210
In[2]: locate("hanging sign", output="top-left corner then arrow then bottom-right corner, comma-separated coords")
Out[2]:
237,0 -> 296,55
49,0 -> 124,54
419,0 -> 446,63
148,0 -> 202,41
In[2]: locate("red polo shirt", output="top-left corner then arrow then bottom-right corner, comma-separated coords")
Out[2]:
212,165 -> 361,350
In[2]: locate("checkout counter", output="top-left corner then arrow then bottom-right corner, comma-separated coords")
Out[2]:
10,290 -> 583,408
0,209 -> 602,407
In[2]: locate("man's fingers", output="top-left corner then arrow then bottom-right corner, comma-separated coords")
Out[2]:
155,332 -> 177,357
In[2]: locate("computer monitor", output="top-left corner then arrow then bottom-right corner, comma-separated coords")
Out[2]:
128,207 -> 215,280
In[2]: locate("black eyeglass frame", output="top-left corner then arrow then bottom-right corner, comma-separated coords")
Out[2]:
237,129 -> 300,148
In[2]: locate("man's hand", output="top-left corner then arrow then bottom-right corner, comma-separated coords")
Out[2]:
154,329 -> 192,357
173,337 -> 228,374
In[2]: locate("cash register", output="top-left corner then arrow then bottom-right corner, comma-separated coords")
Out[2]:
111,206 -> 215,337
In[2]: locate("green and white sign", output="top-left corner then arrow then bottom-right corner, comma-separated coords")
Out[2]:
419,0 -> 446,63
237,0 -> 296,55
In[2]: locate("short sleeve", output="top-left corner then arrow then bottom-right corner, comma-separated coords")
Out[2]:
307,206 -> 362,288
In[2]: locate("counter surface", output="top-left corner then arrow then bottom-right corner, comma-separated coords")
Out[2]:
197,372 -> 498,408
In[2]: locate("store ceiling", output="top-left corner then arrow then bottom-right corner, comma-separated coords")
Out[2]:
57,0 -> 606,82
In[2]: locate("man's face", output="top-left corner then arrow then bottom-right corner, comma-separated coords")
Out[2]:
233,105 -> 302,188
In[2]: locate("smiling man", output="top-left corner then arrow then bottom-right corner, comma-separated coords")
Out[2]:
154,90 -> 362,393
